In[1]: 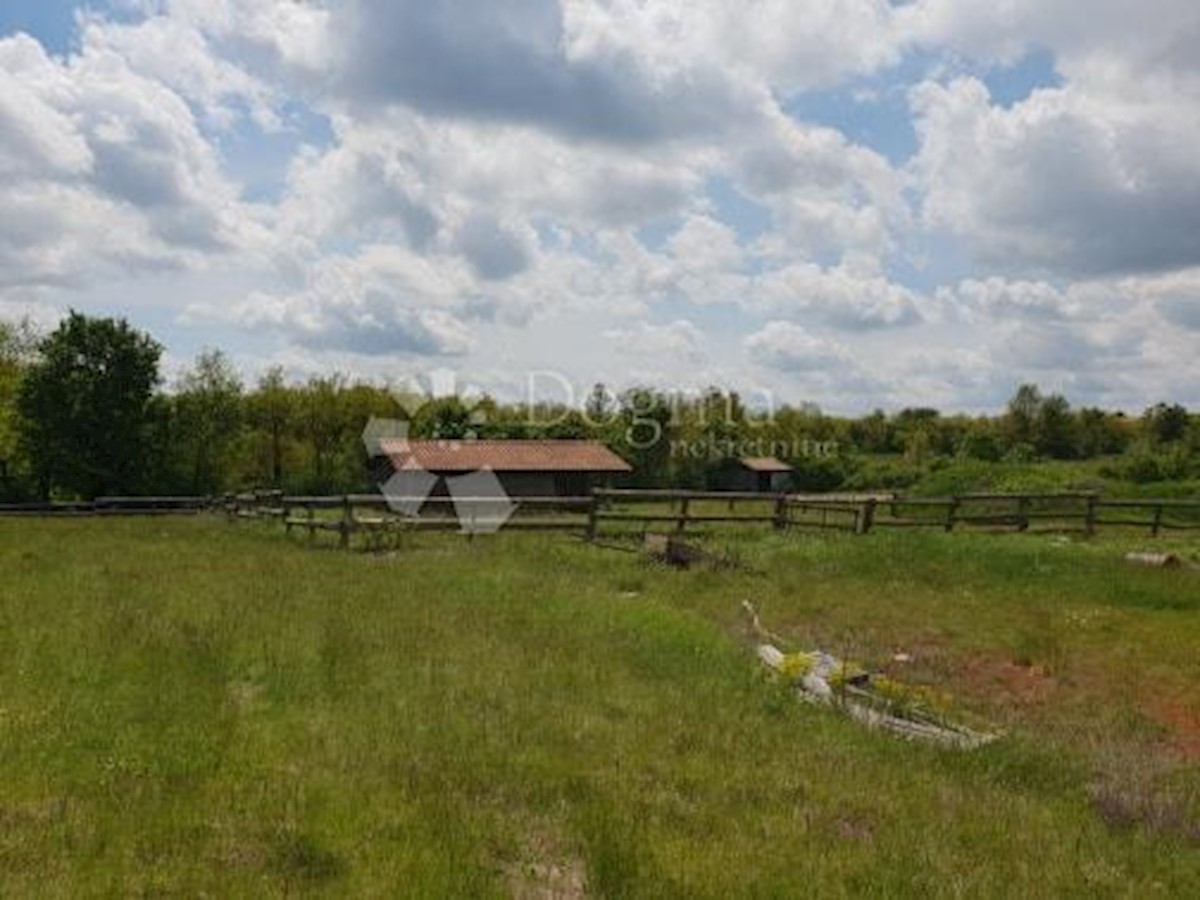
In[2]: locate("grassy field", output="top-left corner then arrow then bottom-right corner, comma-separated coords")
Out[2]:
1,517 -> 1198,896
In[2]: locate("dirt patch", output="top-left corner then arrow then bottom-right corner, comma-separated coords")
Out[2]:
0,798 -> 68,829
1089,767 -> 1200,844
832,811 -> 876,844
956,656 -> 1058,708
1145,697 -> 1200,762
503,831 -> 588,900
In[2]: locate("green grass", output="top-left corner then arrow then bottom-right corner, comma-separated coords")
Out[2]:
870,454 -> 1200,501
1,518 -> 1198,896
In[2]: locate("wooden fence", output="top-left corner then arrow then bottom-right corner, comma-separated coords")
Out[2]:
0,496 -> 210,517
4,490 -> 1199,546
588,489 -> 1200,538
221,491 -> 593,549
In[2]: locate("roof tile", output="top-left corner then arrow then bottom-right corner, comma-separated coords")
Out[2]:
381,439 -> 633,473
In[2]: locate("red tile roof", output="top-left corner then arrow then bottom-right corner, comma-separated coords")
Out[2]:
739,456 -> 793,473
381,439 -> 632,473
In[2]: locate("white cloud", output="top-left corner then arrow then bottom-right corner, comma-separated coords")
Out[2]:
191,244 -> 479,357
911,75 -> 1200,277
0,29 -> 265,292
897,0 -> 1200,81
744,321 -> 854,372
754,262 -> 923,330
604,319 -> 707,362
0,40 -> 93,178
3,0 -> 1199,411
453,213 -> 536,282
560,0 -> 900,97
78,11 -> 281,130
153,0 -> 333,79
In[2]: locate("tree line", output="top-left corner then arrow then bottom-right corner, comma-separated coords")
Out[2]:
1,312 -> 1197,501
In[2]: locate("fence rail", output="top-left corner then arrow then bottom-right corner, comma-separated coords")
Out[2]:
588,489 -> 1200,539
0,496 -> 210,517
4,489 -> 1199,545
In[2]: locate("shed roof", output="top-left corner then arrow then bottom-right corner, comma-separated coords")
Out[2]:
739,456 -> 793,473
380,439 -> 632,473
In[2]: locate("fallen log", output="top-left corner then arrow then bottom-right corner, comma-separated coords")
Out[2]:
744,602 -> 998,750
1124,552 -> 1182,569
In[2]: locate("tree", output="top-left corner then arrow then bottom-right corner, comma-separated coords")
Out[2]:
903,427 -> 932,465
413,395 -> 476,440
1034,393 -> 1077,459
849,409 -> 895,454
18,312 -> 162,498
618,387 -> 673,486
1143,403 -> 1189,445
0,319 -> 40,495
175,349 -> 243,494
584,382 -> 616,425
300,375 -> 349,492
1004,384 -> 1042,449
1076,407 -> 1125,458
246,367 -> 295,488
958,429 -> 1003,462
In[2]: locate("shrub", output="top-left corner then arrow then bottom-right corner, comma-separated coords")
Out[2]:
1002,442 -> 1038,464
1115,442 -> 1195,484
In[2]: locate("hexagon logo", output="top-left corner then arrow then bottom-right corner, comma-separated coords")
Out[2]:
368,369 -> 514,533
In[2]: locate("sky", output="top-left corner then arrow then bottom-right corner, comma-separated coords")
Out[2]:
1,0 -> 1198,413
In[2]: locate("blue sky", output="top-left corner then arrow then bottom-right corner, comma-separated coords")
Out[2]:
1,1 -> 1198,412
0,0 -> 85,54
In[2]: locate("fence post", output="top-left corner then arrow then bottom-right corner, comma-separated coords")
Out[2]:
1152,503 -> 1163,538
340,495 -> 352,550
676,497 -> 690,533
856,498 -> 876,535
945,498 -> 960,533
1017,496 -> 1030,532
1085,495 -> 1097,536
772,494 -> 788,531
586,490 -> 599,540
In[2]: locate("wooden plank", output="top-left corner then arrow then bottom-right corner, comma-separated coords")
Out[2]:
595,488 -> 785,503
1098,498 -> 1200,509
873,519 -> 951,529
595,512 -> 777,524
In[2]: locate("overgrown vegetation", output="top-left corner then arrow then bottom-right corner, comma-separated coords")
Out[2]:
1,518 -> 1197,894
1,312 -> 1197,500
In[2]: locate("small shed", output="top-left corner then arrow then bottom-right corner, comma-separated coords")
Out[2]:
376,439 -> 632,497
724,456 -> 794,493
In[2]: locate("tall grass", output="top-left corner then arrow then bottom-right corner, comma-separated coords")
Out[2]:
0,518 -> 1197,895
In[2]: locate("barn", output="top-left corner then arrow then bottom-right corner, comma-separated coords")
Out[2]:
718,456 -> 794,493
375,439 -> 632,497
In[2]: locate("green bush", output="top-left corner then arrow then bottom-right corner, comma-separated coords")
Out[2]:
1112,443 -> 1195,484
790,454 -> 854,492
958,431 -> 1004,462
1002,442 -> 1038,464
842,455 -> 924,491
